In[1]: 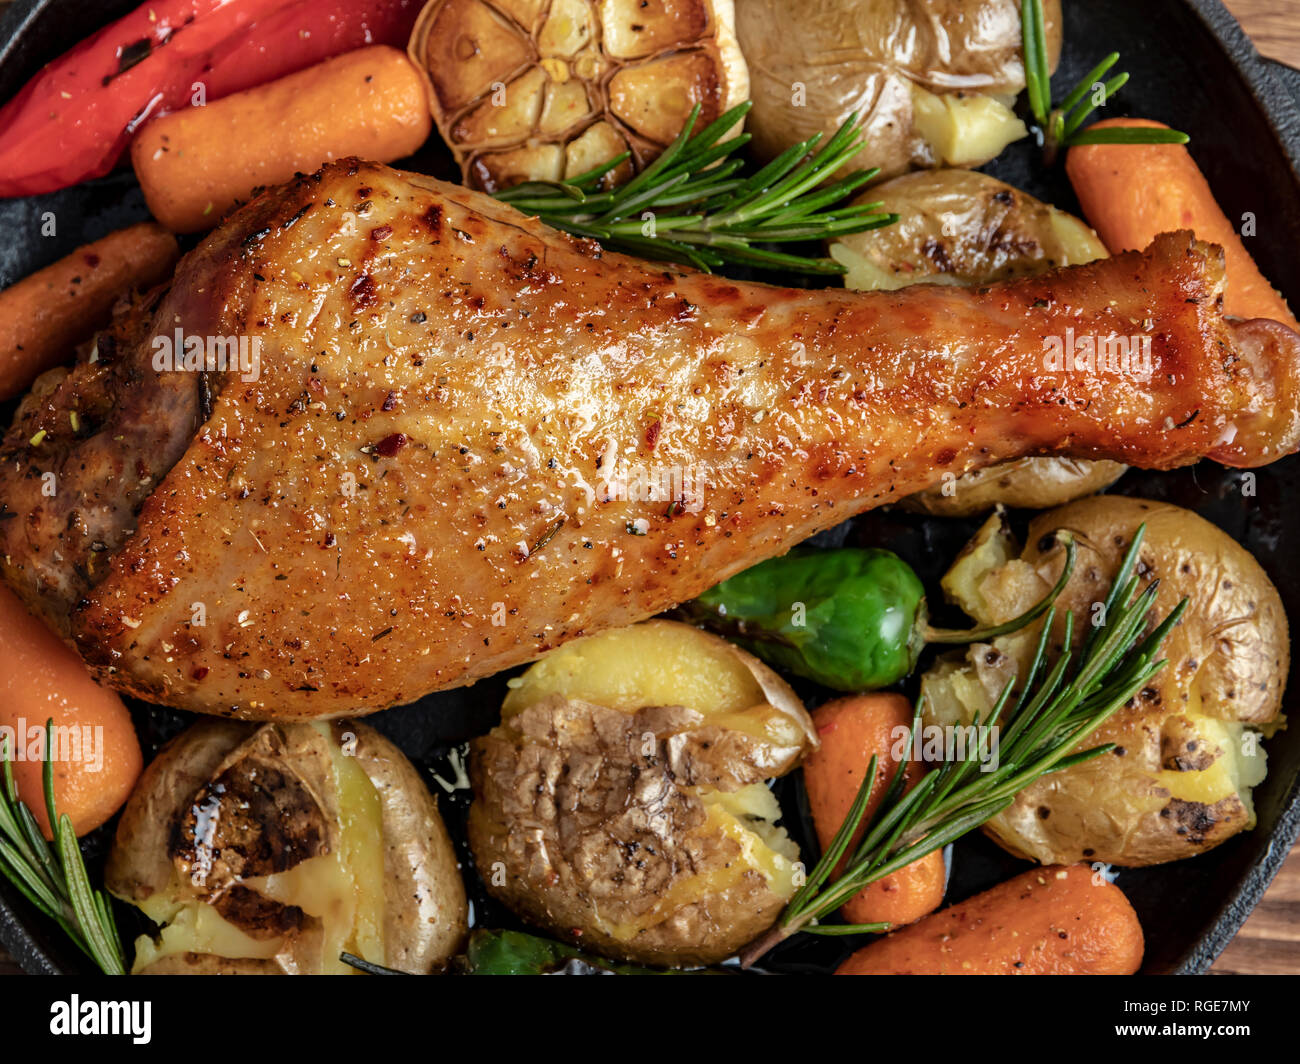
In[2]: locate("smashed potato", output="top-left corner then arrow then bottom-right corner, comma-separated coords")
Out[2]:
106,721 -> 467,974
737,0 -> 1061,182
831,169 -> 1108,290
920,497 -> 1288,866
904,456 -> 1128,517
470,620 -> 816,966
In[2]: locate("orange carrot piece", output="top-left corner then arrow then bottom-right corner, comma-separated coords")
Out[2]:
836,864 -> 1144,975
0,222 -> 178,400
0,583 -> 142,837
803,694 -> 946,929
132,45 -> 432,233
1067,118 -> 1297,329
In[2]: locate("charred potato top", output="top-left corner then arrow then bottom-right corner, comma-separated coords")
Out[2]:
737,0 -> 1062,181
470,619 -> 816,966
921,497 -> 1288,866
106,720 -> 468,974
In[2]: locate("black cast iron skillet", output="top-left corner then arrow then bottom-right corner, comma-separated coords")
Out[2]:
1,0 -> 1299,975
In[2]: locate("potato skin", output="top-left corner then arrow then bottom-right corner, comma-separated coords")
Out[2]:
469,698 -> 793,966
469,621 -> 814,967
922,496 -> 1288,866
738,0 -> 1061,181
836,864 -> 1144,974
106,719 -> 249,908
128,953 -> 282,975
107,720 -> 467,974
339,722 -> 468,971
904,456 -> 1127,517
833,169 -> 1107,290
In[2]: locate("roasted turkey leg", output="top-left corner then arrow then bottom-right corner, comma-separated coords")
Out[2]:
2,161 -> 1297,719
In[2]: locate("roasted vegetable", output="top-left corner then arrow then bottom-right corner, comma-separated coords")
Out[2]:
0,224 -> 178,401
830,169 -> 1107,290
903,456 -> 1128,518
132,46 -> 431,232
0,0 -> 423,198
408,0 -> 749,191
736,0 -> 1061,182
106,720 -> 467,974
921,497 -> 1288,866
462,929 -> 666,975
682,543 -> 1073,691
469,619 -> 815,967
1067,118 -> 1298,329
0,585 -> 142,837
830,169 -> 1125,517
685,549 -> 926,690
836,864 -> 1144,974
803,695 -> 946,929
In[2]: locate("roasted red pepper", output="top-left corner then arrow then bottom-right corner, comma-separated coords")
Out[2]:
0,0 -> 423,198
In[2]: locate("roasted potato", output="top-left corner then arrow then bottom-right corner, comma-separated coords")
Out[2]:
469,619 -> 816,966
736,0 -> 1061,182
106,720 -> 467,974
904,456 -> 1128,517
920,497 -> 1288,866
831,169 -> 1108,289
830,169 -> 1123,515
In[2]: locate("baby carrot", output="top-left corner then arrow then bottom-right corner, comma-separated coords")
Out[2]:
836,864 -> 1144,975
132,45 -> 432,233
1066,118 -> 1297,329
803,694 -> 946,929
0,583 -> 142,837
0,222 -> 178,400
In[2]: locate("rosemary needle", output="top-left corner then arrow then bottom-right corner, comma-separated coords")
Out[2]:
1021,0 -> 1189,164
741,523 -> 1188,967
0,720 -> 126,974
494,102 -> 898,275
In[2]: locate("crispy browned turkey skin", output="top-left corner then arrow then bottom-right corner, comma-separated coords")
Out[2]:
2,161 -> 1298,719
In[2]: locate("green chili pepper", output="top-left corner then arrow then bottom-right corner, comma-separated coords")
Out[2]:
683,536 -> 1075,692
342,930 -> 689,975
461,929 -> 668,975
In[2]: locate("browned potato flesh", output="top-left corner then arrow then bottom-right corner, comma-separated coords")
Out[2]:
832,169 -> 1108,289
106,720 -> 467,974
921,497 -> 1287,866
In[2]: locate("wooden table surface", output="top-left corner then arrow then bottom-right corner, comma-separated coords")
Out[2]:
1,0 -> 1299,977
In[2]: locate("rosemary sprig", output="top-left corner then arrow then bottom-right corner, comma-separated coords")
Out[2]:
0,719 -> 126,974
340,951 -> 408,975
493,102 -> 898,275
741,523 -> 1187,967
1021,0 -> 1189,164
